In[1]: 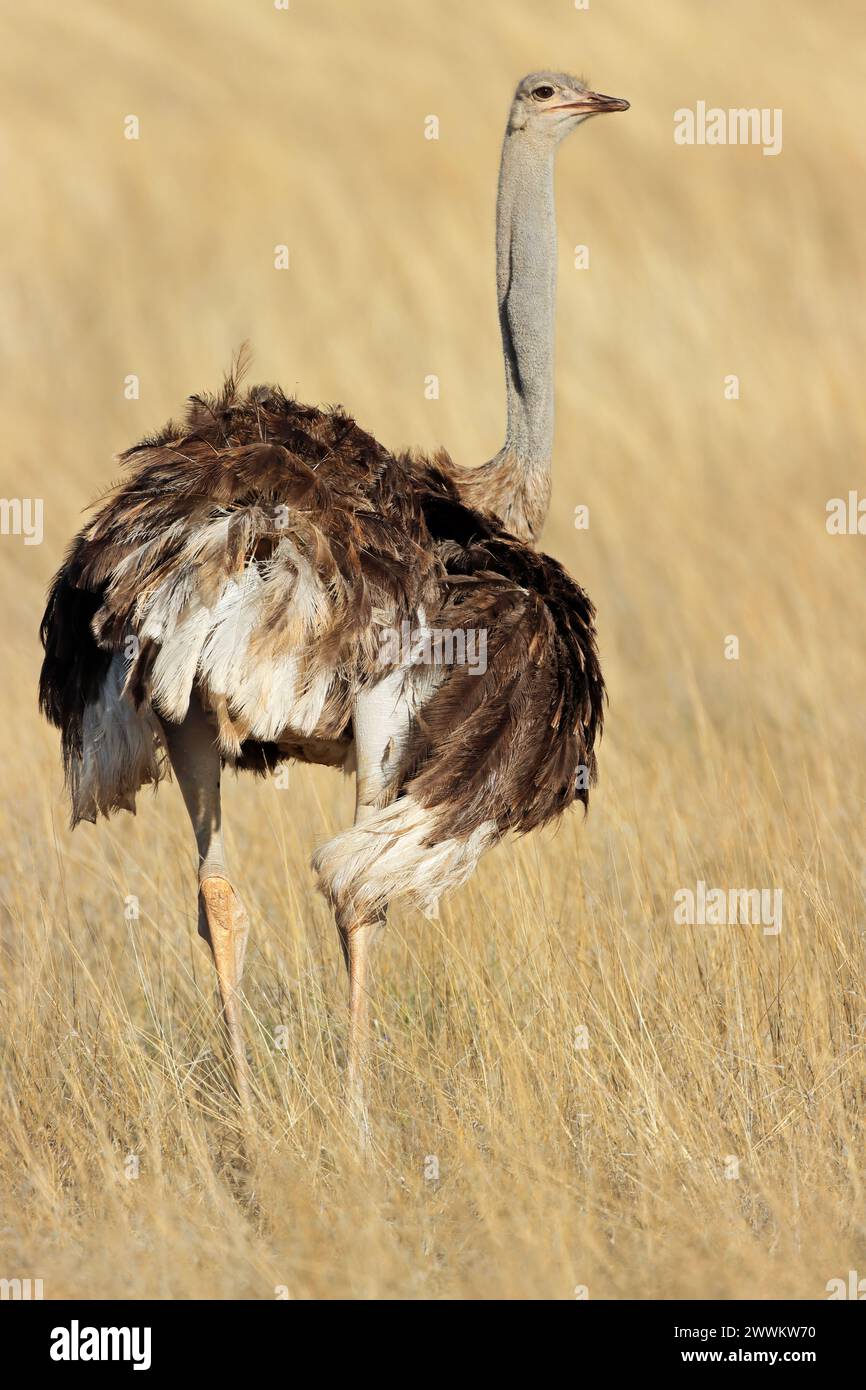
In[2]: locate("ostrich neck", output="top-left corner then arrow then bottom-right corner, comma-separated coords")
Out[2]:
498,130 -> 557,460
478,131 -> 558,542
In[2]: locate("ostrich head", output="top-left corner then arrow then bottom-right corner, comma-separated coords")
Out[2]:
508,71 -> 629,141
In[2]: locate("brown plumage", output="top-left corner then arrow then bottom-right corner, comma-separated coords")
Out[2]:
40,367 -> 603,849
41,369 -> 438,805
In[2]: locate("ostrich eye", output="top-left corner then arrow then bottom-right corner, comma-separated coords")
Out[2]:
532,85 -> 555,100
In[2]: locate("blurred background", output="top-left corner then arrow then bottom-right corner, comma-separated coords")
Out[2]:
1,0 -> 865,1299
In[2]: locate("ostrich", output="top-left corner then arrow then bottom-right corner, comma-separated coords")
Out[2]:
39,73 -> 628,1127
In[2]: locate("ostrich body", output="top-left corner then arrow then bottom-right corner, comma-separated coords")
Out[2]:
39,74 -> 628,1126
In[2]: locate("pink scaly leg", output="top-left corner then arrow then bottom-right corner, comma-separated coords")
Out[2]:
163,693 -> 252,1118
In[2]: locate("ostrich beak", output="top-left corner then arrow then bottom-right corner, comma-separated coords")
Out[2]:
554,91 -> 630,115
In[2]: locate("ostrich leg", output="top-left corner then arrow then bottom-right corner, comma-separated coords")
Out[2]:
336,904 -> 382,1140
338,673 -> 411,1139
162,693 -> 252,1116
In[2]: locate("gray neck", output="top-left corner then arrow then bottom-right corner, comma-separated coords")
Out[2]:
493,129 -> 557,525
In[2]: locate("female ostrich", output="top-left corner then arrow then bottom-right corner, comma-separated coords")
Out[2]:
39,73 -> 628,1125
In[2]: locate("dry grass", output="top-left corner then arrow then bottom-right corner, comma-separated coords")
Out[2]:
1,0 -> 865,1299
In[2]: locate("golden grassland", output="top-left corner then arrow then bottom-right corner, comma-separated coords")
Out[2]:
1,0 -> 864,1299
